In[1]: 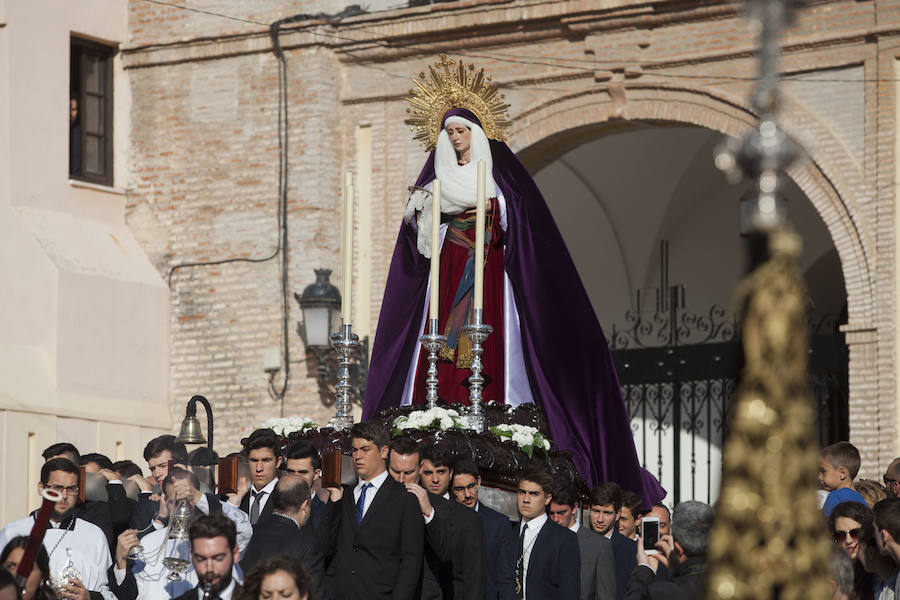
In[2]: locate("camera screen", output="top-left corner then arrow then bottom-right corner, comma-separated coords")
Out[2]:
642,520 -> 659,550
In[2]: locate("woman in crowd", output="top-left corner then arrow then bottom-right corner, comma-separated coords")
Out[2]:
239,556 -> 313,600
830,501 -> 877,599
1,536 -> 58,600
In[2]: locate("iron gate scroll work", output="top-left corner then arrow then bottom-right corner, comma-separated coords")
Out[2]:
607,291 -> 848,505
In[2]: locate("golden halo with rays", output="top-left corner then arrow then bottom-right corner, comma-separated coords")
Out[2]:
405,55 -> 512,152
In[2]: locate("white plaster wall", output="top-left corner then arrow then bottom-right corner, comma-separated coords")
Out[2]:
0,1 -> 170,523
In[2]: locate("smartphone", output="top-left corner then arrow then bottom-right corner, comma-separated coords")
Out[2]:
642,516 -> 660,555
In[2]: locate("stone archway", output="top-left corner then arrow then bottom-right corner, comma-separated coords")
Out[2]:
508,82 -> 882,477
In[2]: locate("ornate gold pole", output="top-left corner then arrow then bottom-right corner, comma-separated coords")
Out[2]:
706,230 -> 831,599
707,0 -> 832,596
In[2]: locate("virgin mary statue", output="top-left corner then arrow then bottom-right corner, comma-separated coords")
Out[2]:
363,56 -> 663,503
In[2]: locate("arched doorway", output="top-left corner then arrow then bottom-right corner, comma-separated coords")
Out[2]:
522,122 -> 849,503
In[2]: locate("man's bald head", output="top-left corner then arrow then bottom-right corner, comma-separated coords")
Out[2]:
885,458 -> 900,498
272,473 -> 311,521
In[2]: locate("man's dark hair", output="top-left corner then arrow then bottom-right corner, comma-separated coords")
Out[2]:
189,514 -> 237,550
41,457 -> 79,485
589,482 -> 624,512
671,501 -> 714,557
652,502 -> 671,518
112,460 -> 143,480
821,442 -> 862,479
284,440 -> 322,471
80,453 -> 114,471
518,467 -> 554,495
873,498 -> 900,541
453,459 -> 480,479
621,490 -> 643,517
551,482 -> 578,508
162,467 -> 202,493
42,443 -> 80,465
188,447 -> 219,467
350,422 -> 390,449
143,435 -> 188,463
388,436 -> 421,461
272,476 -> 312,514
243,429 -> 282,456
421,444 -> 454,471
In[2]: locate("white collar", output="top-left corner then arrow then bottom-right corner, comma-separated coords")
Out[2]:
356,469 -> 389,491
273,512 -> 300,530
251,477 -> 278,496
474,501 -> 481,512
569,521 -> 580,533
521,512 -> 548,533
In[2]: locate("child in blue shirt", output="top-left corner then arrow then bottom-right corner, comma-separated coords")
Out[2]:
819,441 -> 868,516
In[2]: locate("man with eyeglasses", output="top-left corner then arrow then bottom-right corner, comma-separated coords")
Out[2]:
0,458 -> 115,600
451,460 -> 516,600
883,458 -> 900,498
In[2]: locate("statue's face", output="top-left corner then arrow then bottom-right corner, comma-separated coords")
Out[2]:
446,123 -> 471,157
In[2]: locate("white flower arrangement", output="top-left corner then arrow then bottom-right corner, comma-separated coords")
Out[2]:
489,423 -> 551,458
392,407 -> 466,436
261,416 -> 318,437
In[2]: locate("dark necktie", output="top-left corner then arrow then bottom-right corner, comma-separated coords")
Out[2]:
356,482 -> 373,524
249,490 -> 266,525
516,524 -> 527,600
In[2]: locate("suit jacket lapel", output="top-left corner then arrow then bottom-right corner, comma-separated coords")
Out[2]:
343,484 -> 359,532
358,477 -> 393,530
527,522 -> 552,584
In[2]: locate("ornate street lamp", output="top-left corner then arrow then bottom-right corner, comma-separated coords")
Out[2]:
296,269 -> 342,349
295,269 -> 369,407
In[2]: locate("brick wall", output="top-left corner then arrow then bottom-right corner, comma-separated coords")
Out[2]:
124,0 -> 896,471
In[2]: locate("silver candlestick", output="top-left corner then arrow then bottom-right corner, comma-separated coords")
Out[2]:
420,317 -> 447,409
329,323 -> 358,430
462,308 -> 493,432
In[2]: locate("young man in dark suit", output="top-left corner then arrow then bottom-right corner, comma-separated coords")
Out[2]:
283,440 -> 330,531
321,422 -> 424,600
172,515 -> 242,600
451,460 -> 517,600
128,435 -> 189,536
387,437 -> 454,599
236,429 -> 282,525
588,482 -> 635,600
239,474 -> 326,596
514,468 -> 580,600
548,483 -> 616,600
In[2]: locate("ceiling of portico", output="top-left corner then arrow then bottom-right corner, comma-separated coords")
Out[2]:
531,124 -> 845,330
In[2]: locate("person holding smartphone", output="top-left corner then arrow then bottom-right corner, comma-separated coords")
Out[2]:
625,501 -> 714,600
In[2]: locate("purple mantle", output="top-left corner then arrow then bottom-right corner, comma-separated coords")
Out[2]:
363,109 -> 665,506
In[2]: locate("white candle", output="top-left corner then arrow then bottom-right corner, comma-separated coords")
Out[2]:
342,172 -> 354,324
430,180 -> 442,321
474,161 -> 486,311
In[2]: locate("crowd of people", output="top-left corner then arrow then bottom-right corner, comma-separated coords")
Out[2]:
0,426 -> 890,600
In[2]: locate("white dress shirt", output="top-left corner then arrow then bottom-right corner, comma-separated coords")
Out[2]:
0,516 -> 114,600
249,477 -> 278,515
353,469 -> 389,520
569,521 -> 580,534
519,513 -> 548,598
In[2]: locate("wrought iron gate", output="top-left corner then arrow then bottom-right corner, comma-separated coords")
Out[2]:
608,299 -> 848,505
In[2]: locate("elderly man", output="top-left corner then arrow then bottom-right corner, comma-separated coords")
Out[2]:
625,501 -> 714,600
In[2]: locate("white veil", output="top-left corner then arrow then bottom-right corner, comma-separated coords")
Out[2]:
405,116 -> 498,258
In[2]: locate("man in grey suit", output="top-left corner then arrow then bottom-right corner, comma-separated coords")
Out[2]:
549,483 -> 616,600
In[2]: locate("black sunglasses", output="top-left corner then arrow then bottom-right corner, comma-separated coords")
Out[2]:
833,528 -> 861,544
